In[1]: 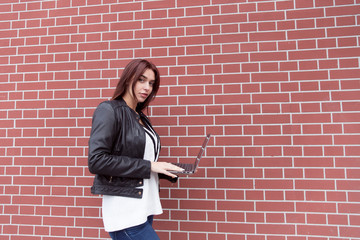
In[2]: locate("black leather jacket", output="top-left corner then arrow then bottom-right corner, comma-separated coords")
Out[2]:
88,98 -> 175,199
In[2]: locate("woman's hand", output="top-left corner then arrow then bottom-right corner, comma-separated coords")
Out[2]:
151,162 -> 184,178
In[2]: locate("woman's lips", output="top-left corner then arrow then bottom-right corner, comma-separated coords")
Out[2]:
140,93 -> 148,98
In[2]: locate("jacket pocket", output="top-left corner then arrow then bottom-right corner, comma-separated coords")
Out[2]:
97,174 -> 143,187
113,176 -> 144,187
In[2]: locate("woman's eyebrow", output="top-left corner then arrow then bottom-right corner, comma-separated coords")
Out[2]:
140,75 -> 155,81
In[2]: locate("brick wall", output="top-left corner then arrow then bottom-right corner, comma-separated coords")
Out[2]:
1,0 -> 360,239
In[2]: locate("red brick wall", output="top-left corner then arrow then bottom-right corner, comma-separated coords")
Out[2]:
1,0 -> 360,239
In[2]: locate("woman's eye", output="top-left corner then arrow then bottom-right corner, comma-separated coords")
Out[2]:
149,82 -> 154,86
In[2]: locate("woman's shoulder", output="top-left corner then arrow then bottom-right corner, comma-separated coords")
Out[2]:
97,99 -> 126,111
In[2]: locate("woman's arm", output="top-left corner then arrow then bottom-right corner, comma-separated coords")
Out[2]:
88,102 -> 151,179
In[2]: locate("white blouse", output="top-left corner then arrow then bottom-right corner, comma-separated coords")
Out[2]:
102,126 -> 162,232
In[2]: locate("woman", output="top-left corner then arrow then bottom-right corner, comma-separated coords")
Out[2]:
88,59 -> 184,240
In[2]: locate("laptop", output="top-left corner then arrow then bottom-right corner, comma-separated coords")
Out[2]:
171,134 -> 211,174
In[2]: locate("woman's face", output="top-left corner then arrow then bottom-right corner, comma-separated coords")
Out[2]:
131,68 -> 155,104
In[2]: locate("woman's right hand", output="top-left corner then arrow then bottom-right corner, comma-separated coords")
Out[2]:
151,162 -> 184,178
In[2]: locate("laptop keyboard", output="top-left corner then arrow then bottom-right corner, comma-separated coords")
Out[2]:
174,163 -> 194,172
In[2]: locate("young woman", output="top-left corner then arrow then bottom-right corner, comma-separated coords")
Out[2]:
88,59 -> 184,240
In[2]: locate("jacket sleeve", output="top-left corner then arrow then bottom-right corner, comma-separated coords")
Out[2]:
159,173 -> 178,183
88,102 -> 151,179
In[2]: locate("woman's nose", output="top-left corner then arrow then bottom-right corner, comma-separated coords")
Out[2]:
143,83 -> 150,91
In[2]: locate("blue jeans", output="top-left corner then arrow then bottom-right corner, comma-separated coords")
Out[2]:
109,216 -> 160,240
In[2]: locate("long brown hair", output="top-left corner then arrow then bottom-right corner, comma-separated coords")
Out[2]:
112,59 -> 160,112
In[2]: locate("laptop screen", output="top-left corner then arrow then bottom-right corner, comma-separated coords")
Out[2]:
194,134 -> 211,168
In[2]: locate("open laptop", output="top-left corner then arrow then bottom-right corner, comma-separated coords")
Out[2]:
171,134 -> 211,174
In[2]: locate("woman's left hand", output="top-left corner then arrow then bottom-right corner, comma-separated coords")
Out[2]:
151,162 -> 184,178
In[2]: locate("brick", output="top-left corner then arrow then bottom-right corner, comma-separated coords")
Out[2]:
15,119 -> 44,128
43,216 -> 74,226
255,158 -> 292,167
346,146 -> 360,156
178,55 -> 212,65
294,0 -> 313,8
217,178 -> 253,189
331,91 -> 360,101
15,137 -> 44,146
45,118 -> 76,127
295,179 -> 335,190
250,31 -> 286,41
254,136 -> 291,145
256,202 -> 294,212
286,8 -> 324,19
293,135 -> 333,145
214,53 -> 248,63
334,17 -> 354,29
328,214 -> 348,225
292,113 -> 331,123
143,0 -> 175,9
326,5 -> 360,16
349,215 -> 360,226
246,169 -> 263,179
337,180 -> 360,191
334,135 -> 360,145
180,200 -> 215,211
335,157 -> 360,168
253,93 -> 289,103
17,63 -> 46,73
45,137 -> 75,146
12,215 -> 42,225
314,0 -> 333,6
284,214 -> 305,226
217,199 -> 254,211
215,94 -> 250,104
339,226 -> 360,238
216,115 -> 251,125
289,49 -> 327,60
48,44 -> 77,53
218,223 -> 255,234
212,13 -> 247,24
257,224 -> 295,234
328,26 -> 360,37
251,72 -> 288,82
339,58 -> 359,68
297,224 -> 338,236
290,70 -> 328,81
49,7 -> 78,17
329,47 -> 360,59
214,74 -> 250,84
288,29 -> 325,39
78,42 -> 108,51
265,191 -> 285,201
75,217 -> 103,228
297,201 -> 337,213
213,33 -> 248,44
250,52 -> 287,62
47,62 -> 76,71
253,114 -> 290,124
110,2 -> 141,12
344,124 -> 360,134
249,11 -> 285,21
333,113 -> 360,123
177,16 -> 210,26
177,0 -> 210,7
255,179 -> 293,189
110,21 -> 141,31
